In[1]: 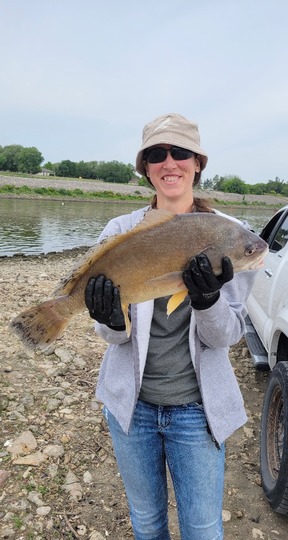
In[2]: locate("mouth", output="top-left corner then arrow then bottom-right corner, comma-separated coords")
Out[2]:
162,175 -> 180,184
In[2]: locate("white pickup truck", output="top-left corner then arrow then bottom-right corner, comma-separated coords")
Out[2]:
244,205 -> 288,515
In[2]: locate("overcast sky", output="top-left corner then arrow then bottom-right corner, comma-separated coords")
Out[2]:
1,0 -> 288,184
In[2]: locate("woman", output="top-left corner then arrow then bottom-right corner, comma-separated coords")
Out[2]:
85,113 -> 256,540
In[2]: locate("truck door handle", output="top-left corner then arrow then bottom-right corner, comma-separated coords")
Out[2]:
265,269 -> 273,277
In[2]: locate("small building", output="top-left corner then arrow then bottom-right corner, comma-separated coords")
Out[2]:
38,167 -> 55,176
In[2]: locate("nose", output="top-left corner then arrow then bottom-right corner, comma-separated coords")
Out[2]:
163,150 -> 177,169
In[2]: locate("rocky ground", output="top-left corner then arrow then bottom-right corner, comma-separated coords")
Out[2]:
1,250 -> 288,540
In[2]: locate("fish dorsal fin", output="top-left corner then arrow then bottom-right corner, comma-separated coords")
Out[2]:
132,208 -> 175,231
52,243 -> 108,296
53,209 -> 175,297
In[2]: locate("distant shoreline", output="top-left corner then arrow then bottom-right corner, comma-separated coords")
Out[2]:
1,174 -> 288,209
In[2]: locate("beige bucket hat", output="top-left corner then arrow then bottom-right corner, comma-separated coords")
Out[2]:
135,113 -> 208,176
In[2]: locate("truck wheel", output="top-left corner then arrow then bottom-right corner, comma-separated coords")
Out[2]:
260,361 -> 288,514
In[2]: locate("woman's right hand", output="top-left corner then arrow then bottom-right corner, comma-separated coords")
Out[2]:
85,275 -> 126,330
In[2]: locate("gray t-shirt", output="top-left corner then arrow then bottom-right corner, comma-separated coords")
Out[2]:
139,296 -> 201,405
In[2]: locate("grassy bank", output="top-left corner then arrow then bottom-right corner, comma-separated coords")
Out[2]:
0,184 -> 150,202
0,184 -> 286,209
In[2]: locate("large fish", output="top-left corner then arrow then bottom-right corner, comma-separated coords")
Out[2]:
11,209 -> 268,350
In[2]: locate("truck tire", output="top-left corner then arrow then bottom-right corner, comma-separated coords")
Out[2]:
260,361 -> 288,514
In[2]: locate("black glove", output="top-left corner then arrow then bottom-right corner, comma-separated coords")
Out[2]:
182,253 -> 234,310
84,275 -> 126,330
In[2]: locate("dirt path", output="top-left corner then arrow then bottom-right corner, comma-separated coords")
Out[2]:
1,255 -> 288,539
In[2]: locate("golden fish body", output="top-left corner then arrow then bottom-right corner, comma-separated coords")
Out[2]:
11,209 -> 268,350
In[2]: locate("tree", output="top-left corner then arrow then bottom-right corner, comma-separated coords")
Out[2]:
265,178 -> 285,194
18,147 -> 44,174
221,176 -> 248,194
43,161 -> 55,171
96,161 -> 133,183
202,178 -> 215,190
55,160 -> 78,177
249,183 -> 267,195
77,161 -> 92,179
87,161 -> 100,179
127,163 -> 136,177
0,144 -> 23,172
0,149 -> 6,170
211,175 -> 227,191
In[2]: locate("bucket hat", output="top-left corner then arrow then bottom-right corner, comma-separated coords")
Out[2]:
136,113 -> 208,176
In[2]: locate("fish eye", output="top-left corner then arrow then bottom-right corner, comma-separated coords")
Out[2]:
245,245 -> 256,256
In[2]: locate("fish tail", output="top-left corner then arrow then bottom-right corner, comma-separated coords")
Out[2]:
10,297 -> 71,350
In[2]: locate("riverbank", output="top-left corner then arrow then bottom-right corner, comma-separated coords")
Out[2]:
1,251 -> 288,539
1,174 -> 288,208
0,175 -> 154,202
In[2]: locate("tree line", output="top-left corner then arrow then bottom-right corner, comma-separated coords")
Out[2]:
203,175 -> 288,197
46,159 -> 136,184
0,144 -> 137,184
1,144 -> 287,195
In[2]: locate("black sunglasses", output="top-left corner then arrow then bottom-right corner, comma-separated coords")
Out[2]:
144,146 -> 195,164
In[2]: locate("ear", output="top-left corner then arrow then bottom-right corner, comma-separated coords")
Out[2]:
195,157 -> 201,173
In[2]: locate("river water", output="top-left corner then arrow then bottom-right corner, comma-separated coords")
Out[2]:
0,198 -> 276,257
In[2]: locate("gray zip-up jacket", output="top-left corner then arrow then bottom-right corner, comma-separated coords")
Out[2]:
94,206 -> 256,445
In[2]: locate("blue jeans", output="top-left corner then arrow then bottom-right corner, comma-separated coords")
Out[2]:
103,400 -> 225,540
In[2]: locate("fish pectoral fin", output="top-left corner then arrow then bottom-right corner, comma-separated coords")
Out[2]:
167,290 -> 188,315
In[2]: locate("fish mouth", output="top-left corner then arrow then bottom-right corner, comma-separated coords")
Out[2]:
248,257 -> 265,270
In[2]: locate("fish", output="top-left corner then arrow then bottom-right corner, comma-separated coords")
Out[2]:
10,209 -> 268,350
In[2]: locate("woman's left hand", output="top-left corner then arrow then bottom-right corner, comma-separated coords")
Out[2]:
182,253 -> 234,310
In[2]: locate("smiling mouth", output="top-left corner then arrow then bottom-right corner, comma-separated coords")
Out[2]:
163,176 -> 180,183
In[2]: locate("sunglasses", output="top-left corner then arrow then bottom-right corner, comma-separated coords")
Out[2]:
144,146 -> 195,164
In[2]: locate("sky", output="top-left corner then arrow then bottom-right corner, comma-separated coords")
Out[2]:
1,0 -> 288,185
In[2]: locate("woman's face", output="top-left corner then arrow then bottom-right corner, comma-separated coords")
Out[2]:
145,144 -> 200,206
